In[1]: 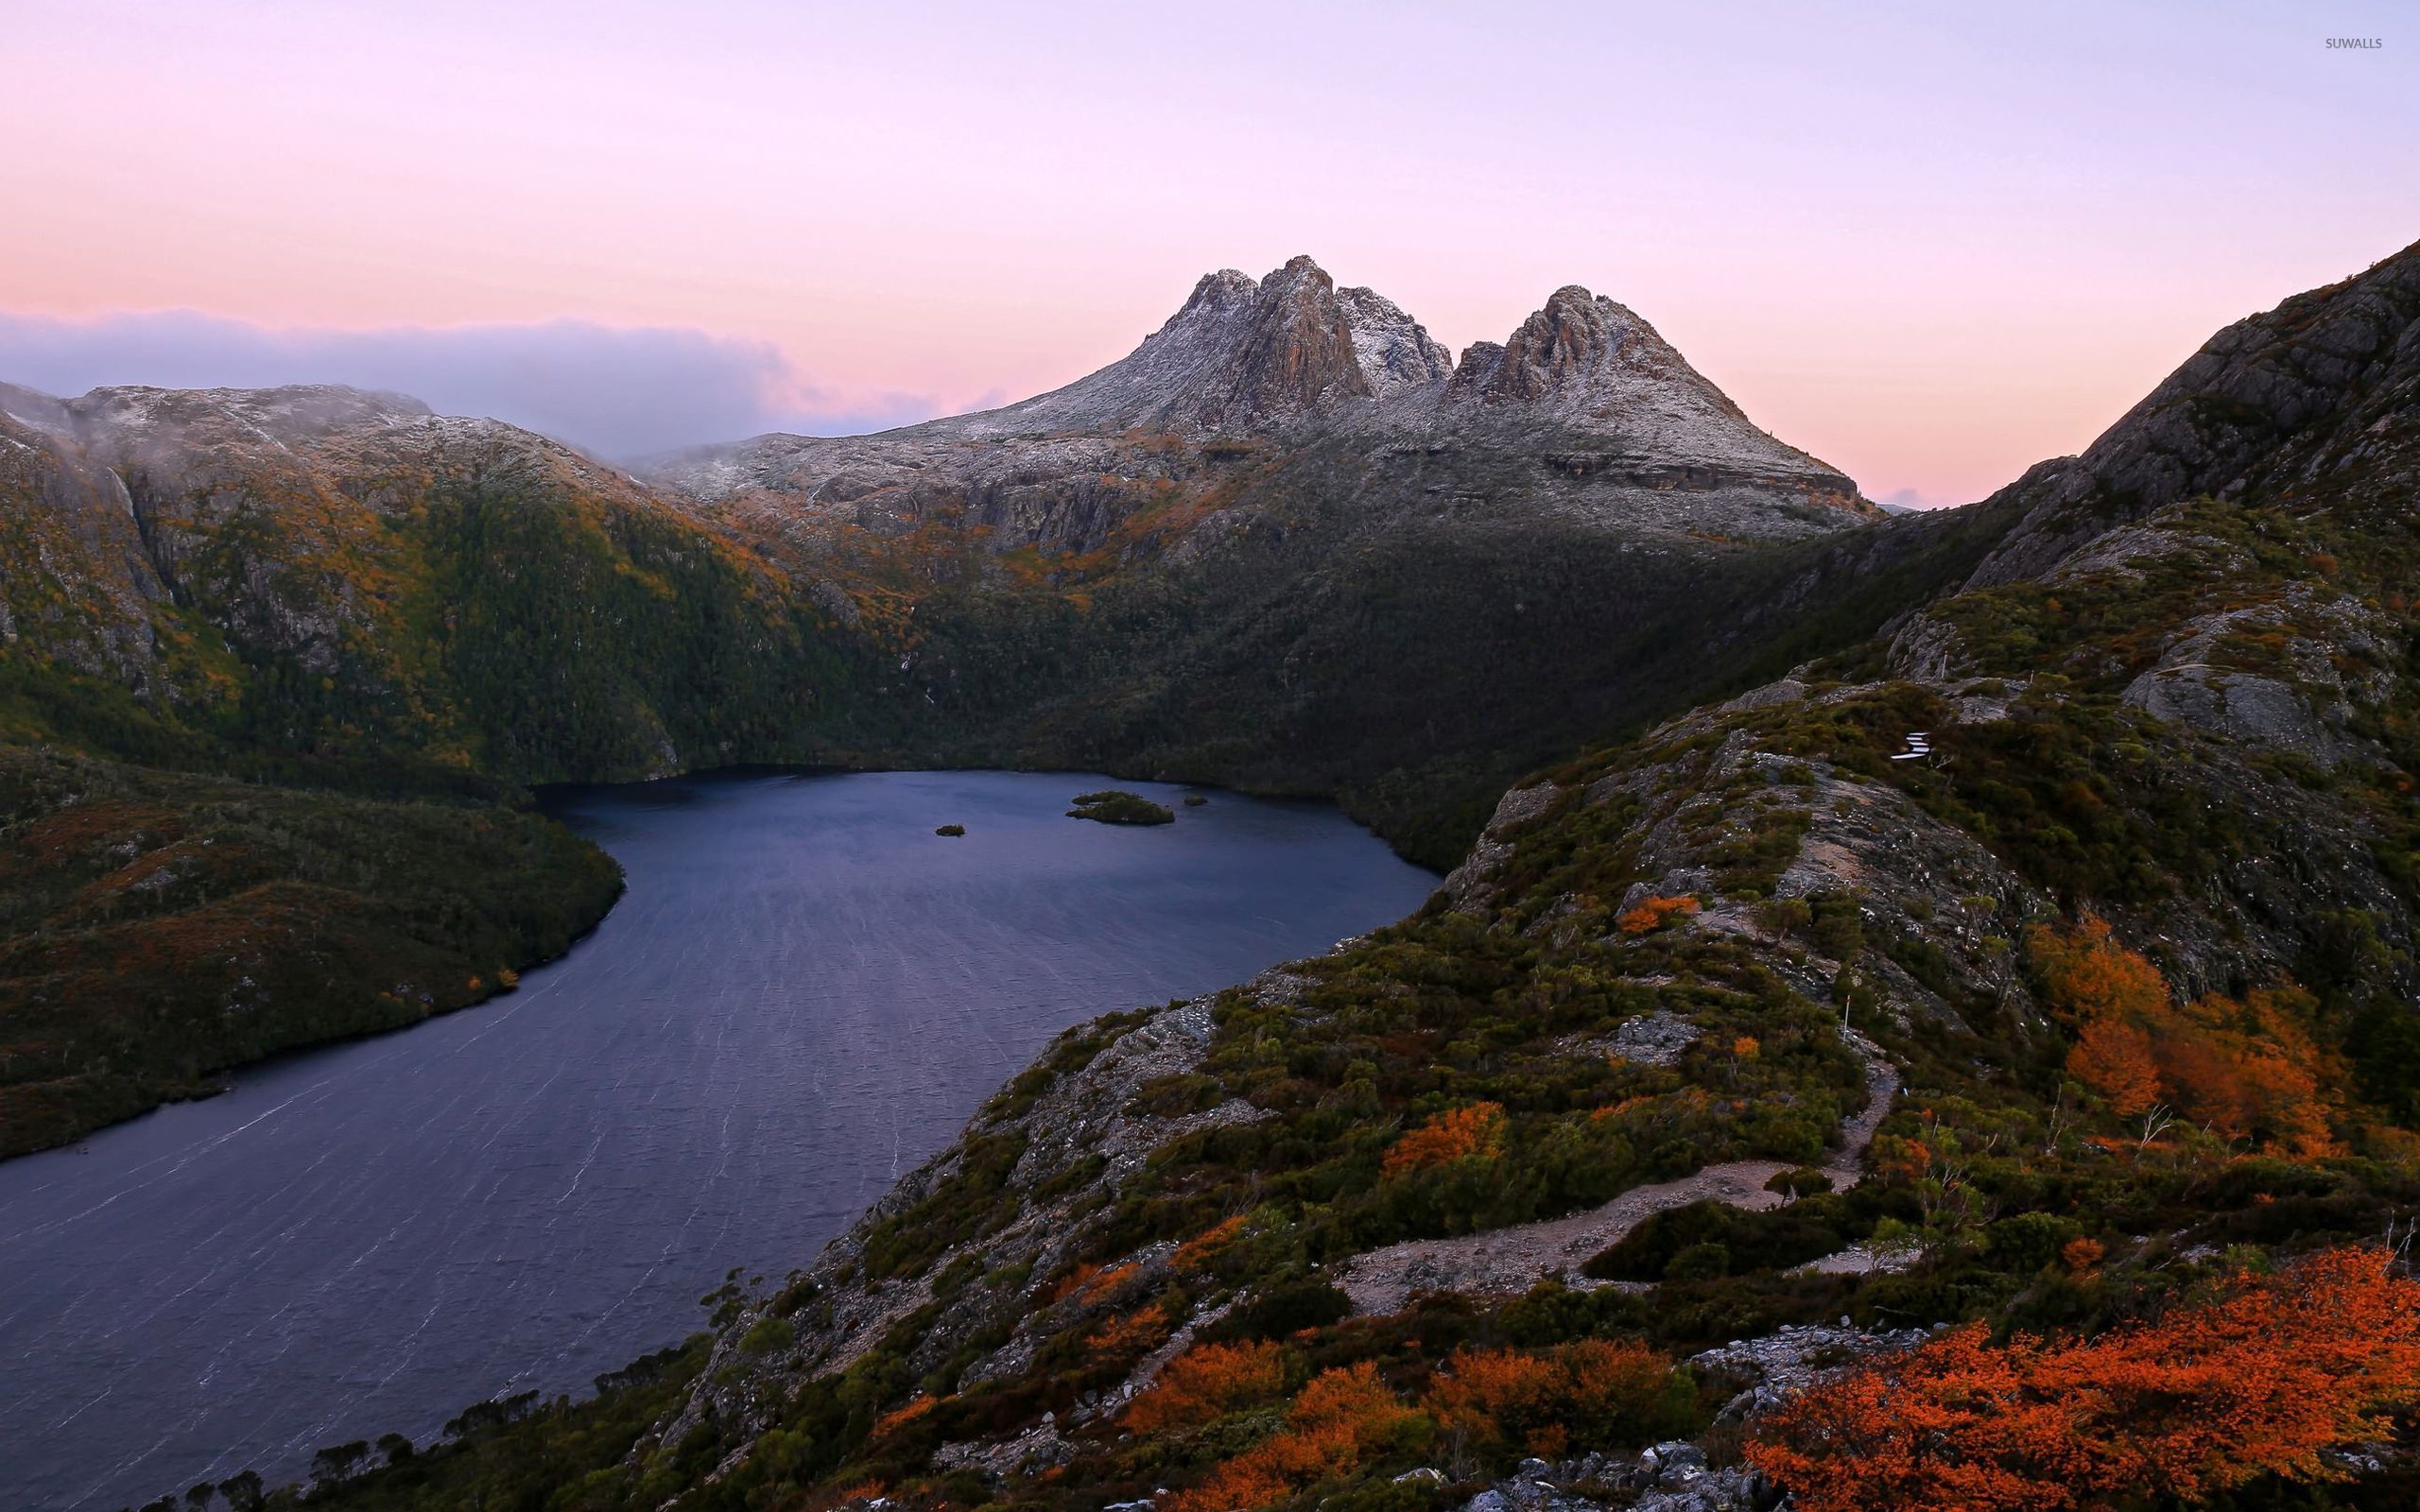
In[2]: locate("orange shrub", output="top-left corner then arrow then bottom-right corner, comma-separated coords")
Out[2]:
1425,1340 -> 1685,1458
1053,1260 -> 1142,1305
2068,1013 -> 2162,1115
1087,1303 -> 1172,1365
1382,1102 -> 1506,1177
1166,1362 -> 1423,1512
1125,1339 -> 1289,1432
1173,1213 -> 1252,1273
870,1394 -> 937,1439
2031,917 -> 2339,1153
1748,1247 -> 2420,1512
1046,1262 -> 1101,1303
1617,895 -> 1701,935
2031,914 -> 2169,1022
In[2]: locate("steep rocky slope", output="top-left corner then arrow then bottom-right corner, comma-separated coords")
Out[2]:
267,241 -> 2420,1512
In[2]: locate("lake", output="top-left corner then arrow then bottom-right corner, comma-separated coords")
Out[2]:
0,770 -> 1437,1511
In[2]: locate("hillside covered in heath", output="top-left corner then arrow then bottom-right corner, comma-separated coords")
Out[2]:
0,380 -> 841,1149
194,244 -> 2420,1512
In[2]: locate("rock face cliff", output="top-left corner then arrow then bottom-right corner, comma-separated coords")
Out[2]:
941,256 -> 1423,435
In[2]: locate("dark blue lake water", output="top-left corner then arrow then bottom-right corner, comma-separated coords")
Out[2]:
0,770 -> 1436,1511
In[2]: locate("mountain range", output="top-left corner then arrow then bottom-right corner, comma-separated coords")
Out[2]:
9,241 -> 2420,1512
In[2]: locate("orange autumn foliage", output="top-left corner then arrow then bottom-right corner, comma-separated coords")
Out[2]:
2067,1014 -> 2163,1117
1172,1213 -> 1252,1273
1048,1259 -> 1142,1306
1124,1339 -> 1290,1432
1617,894 -> 1701,935
1087,1303 -> 1172,1364
1425,1340 -> 1683,1458
870,1394 -> 937,1439
2031,914 -> 2168,1026
2031,916 -> 2339,1152
1748,1247 -> 2420,1512
1165,1362 -> 1422,1512
1382,1102 -> 1506,1177
1045,1262 -> 1101,1303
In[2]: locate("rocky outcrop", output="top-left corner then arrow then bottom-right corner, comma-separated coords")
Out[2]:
1436,285 -> 1859,490
1451,1446 -> 1781,1512
1337,283 -> 1457,398
1969,237 -> 2420,587
948,256 -> 1381,437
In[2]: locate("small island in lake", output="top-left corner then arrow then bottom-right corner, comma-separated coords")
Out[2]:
1183,794 -> 1208,807
1066,790 -> 1176,825
934,824 -> 965,836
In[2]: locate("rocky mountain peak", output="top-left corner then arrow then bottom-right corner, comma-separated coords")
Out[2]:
1451,285 -> 1693,406
1170,266 -> 1257,324
1430,284 -> 1856,490
940,256 -> 1449,438
1337,284 -> 1455,398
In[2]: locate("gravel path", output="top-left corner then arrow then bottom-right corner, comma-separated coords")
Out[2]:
1337,1031 -> 1898,1314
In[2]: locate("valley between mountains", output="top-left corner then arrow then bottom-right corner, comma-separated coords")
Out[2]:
8,242 -> 2420,1512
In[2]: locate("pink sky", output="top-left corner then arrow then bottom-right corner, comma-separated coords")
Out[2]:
4,0 -> 2412,502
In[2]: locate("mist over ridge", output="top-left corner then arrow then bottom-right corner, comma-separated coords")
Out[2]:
0,309 -> 949,458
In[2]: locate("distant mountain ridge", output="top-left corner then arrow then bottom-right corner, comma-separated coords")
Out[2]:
648,256 -> 1865,550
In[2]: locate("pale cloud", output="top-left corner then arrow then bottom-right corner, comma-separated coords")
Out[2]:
0,311 -> 945,458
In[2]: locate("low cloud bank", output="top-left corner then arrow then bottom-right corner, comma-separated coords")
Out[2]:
0,311 -> 944,458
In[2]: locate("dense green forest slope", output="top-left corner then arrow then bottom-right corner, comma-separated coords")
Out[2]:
0,747 -> 621,1155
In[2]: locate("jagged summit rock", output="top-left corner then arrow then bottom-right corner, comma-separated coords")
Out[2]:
933,255 -> 1438,437
1433,284 -> 1843,480
1337,282 -> 1457,398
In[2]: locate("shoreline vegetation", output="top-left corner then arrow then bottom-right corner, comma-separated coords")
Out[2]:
0,746 -> 624,1160
1065,789 -> 1177,825
0,763 -> 1349,1162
